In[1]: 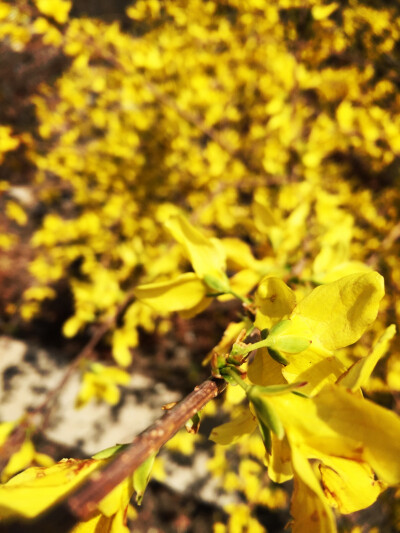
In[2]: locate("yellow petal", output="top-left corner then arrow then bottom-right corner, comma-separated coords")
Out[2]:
63,315 -> 85,338
252,191 -> 283,251
165,214 -> 226,280
101,384 -> 120,406
70,512 -> 110,533
71,505 -> 130,533
91,363 -> 131,385
255,277 -> 296,330
0,458 -> 102,519
98,477 -> 133,517
33,452 -> 55,468
220,238 -> 258,270
319,456 -> 384,514
290,272 -> 384,351
218,269 -> 259,301
34,0 -> 71,23
112,328 -> 138,367
313,261 -> 371,284
314,385 -> 400,485
266,434 -> 293,483
210,409 -> 257,445
338,324 -> 396,391
311,3 -> 339,20
269,385 -> 400,486
1,440 -> 35,482
282,353 -> 346,396
134,272 -> 210,313
75,374 -> 96,408
248,348 -> 287,387
290,447 -> 336,533
5,201 -> 27,226
178,293 -> 214,318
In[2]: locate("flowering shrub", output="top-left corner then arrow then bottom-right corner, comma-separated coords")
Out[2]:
1,0 -> 400,531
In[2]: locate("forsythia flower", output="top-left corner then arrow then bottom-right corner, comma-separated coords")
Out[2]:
0,442 -> 157,532
0,457 -> 133,532
75,363 -> 131,408
0,421 -> 54,483
211,271 -> 400,533
134,213 -> 235,316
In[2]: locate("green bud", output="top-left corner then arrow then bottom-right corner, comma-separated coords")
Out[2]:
248,389 -> 285,439
230,343 -> 247,358
185,412 -> 201,434
250,382 -> 307,396
216,354 -> 227,368
271,335 -> 311,354
92,443 -> 129,460
269,319 -> 292,336
257,419 -> 272,454
267,347 -> 289,366
203,274 -> 231,294
133,454 -> 155,505
220,366 -> 242,385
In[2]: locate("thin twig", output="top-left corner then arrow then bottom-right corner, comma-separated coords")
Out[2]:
67,376 -> 226,520
0,377 -> 226,533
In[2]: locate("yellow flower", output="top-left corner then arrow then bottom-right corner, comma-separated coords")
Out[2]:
0,422 -> 54,483
134,214 -> 236,316
165,213 -> 227,282
254,276 -> 297,330
75,363 -> 130,408
266,384 -> 400,532
133,272 -> 211,315
282,272 -> 385,394
0,458 -> 103,521
289,272 -> 384,353
34,0 -> 71,24
0,440 -> 158,532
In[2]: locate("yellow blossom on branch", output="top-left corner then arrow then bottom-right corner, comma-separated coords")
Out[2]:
75,363 -> 131,408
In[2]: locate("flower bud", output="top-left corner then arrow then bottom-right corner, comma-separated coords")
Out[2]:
248,387 -> 285,439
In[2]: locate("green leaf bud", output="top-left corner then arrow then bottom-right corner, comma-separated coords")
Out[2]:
92,443 -> 129,460
250,382 -> 307,396
267,347 -> 289,365
230,342 -> 247,358
271,335 -> 311,354
133,454 -> 156,505
269,319 -> 292,336
185,412 -> 201,434
248,388 -> 285,439
220,365 -> 243,385
257,419 -> 272,454
203,273 -> 231,294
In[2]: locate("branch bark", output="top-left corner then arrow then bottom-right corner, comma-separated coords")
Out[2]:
67,376 -> 226,520
0,376 -> 226,532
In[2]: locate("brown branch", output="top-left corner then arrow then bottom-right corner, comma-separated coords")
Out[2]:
0,377 -> 226,533
67,376 -> 226,520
